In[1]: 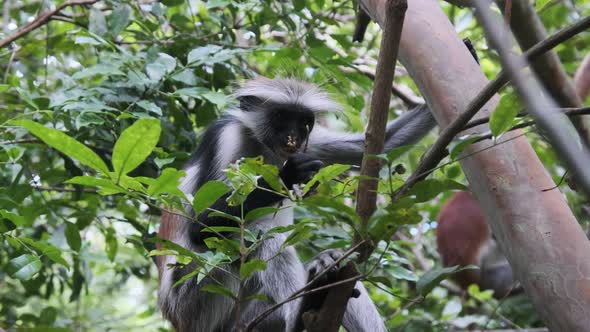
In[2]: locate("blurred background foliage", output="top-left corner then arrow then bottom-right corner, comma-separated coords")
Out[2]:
0,0 -> 589,331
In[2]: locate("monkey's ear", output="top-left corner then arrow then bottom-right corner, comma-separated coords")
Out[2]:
238,96 -> 265,111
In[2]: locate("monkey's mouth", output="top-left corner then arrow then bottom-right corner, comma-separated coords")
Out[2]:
280,135 -> 300,156
279,145 -> 299,157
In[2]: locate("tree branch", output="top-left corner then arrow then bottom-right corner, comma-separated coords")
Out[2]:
499,0 -> 590,146
473,2 -> 590,330
243,241 -> 366,332
464,106 -> 590,131
575,52 -> 590,101
391,14 -> 590,201
301,1 -> 408,331
0,0 -> 98,49
475,2 -> 590,200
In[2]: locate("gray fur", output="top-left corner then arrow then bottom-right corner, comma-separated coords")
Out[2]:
307,104 -> 435,166
159,78 -> 436,331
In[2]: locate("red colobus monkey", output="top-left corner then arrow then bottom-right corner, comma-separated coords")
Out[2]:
436,191 -> 515,298
156,78 -> 436,331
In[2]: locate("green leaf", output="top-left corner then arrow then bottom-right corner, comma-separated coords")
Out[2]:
89,8 -> 107,36
385,145 -> 413,162
240,259 -> 267,279
0,210 -> 26,226
75,35 -> 102,46
72,64 -> 125,80
7,254 -> 42,280
65,222 -> 82,252
389,266 -> 418,281
449,135 -> 481,160
13,120 -> 109,174
136,100 -> 163,116
203,237 -> 240,257
207,211 -> 242,224
238,157 -> 282,192
108,4 -> 131,36
154,157 -> 175,169
192,181 -> 230,214
282,225 -> 313,248
187,45 -> 223,64
246,293 -> 269,302
172,268 -> 201,288
147,168 -> 186,197
15,87 -> 38,109
171,69 -> 199,85
174,87 -> 229,108
407,179 -> 466,203
66,176 -> 125,195
0,219 -> 16,233
112,118 -> 161,179
105,228 -> 118,262
304,164 -> 350,194
76,112 -> 105,129
490,93 -> 520,137
162,0 -> 184,6
200,226 -> 241,234
39,307 -> 58,325
0,84 -> 10,93
245,207 -> 280,222
201,284 -> 236,299
417,265 -> 477,296
20,238 -> 69,268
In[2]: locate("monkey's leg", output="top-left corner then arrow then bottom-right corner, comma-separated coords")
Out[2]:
239,243 -> 306,332
160,262 -> 239,332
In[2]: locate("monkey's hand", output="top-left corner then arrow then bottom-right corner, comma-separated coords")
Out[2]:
306,249 -> 342,283
305,249 -> 361,298
279,153 -> 322,189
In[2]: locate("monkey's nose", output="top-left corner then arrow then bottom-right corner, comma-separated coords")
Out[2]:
284,135 -> 299,153
286,135 -> 298,147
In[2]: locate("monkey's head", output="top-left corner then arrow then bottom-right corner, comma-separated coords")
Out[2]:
265,105 -> 315,157
234,78 -> 341,158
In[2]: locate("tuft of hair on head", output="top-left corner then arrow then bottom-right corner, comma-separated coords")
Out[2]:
233,77 -> 342,113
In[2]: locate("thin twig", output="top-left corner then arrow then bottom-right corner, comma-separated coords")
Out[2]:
0,138 -> 42,145
32,185 -> 97,193
0,0 -> 98,49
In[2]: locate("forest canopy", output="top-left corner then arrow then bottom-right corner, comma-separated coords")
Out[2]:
1,0 -> 590,331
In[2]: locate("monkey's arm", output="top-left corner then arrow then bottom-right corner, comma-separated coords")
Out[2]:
189,154 -> 322,244
307,104 -> 436,165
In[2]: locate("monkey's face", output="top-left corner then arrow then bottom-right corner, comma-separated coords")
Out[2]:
263,108 -> 315,158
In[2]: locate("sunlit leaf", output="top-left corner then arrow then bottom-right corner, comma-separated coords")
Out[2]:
490,93 -> 521,137
108,4 -> 131,36
201,284 -> 236,299
147,168 -> 186,197
112,118 -> 161,179
417,265 -> 478,296
66,176 -> 125,195
65,222 -> 82,252
7,254 -> 42,280
240,259 -> 267,279
192,181 -> 230,214
13,120 -> 109,174
20,238 -> 69,268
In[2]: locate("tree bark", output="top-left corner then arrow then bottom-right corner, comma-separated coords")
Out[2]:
500,0 -> 590,145
360,0 -> 590,330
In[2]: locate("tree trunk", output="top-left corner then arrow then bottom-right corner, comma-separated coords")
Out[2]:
360,0 -> 590,330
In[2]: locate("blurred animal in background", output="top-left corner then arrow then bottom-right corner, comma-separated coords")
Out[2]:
436,191 -> 516,298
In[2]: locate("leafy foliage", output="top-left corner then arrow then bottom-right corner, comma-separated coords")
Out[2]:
1,0 -> 589,331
